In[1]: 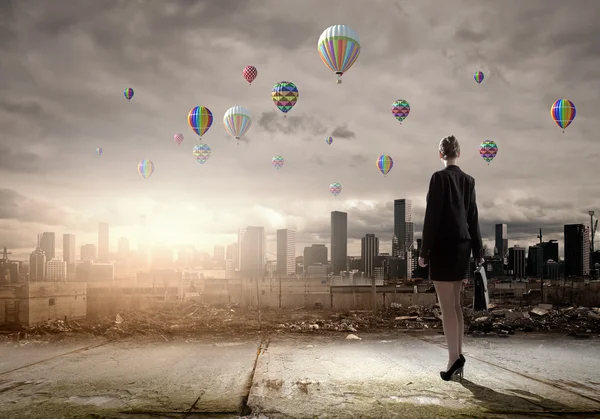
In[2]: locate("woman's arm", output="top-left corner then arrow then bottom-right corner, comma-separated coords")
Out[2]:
420,172 -> 443,260
467,180 -> 483,259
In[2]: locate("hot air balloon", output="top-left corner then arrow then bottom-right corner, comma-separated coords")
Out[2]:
479,141 -> 498,164
392,100 -> 410,124
138,160 -> 154,179
317,25 -> 361,84
377,155 -> 393,176
95,147 -> 102,156
193,144 -> 211,164
272,155 -> 284,170
174,133 -> 184,145
272,82 -> 299,117
551,99 -> 576,133
326,136 -> 333,145
242,65 -> 258,85
223,106 -> 252,145
474,71 -> 484,84
124,87 -> 134,101
329,182 -> 342,197
188,106 -> 213,140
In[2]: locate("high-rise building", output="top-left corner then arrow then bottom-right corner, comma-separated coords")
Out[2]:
303,244 -> 328,272
118,237 -> 129,260
393,199 -> 413,257
361,234 -> 379,278
81,244 -> 97,261
540,240 -> 559,263
564,224 -> 590,276
237,227 -> 247,271
331,211 -> 348,275
98,222 -> 109,262
527,245 -> 544,277
508,246 -> 526,279
46,258 -> 67,281
276,229 -> 296,275
214,245 -> 225,263
29,247 -> 46,281
62,234 -> 76,265
495,224 -> 508,261
39,232 -> 56,261
240,226 -> 266,278
226,242 -> 238,273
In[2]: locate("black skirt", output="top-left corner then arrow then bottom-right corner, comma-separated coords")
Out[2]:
429,240 -> 472,282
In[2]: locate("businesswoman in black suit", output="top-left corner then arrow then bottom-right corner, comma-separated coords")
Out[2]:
418,135 -> 484,381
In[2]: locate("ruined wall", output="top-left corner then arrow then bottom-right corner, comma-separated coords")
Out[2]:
0,284 -> 29,324
26,282 -> 87,325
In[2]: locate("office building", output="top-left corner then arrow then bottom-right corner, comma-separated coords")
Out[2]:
360,234 -> 379,277
39,232 -> 56,261
98,222 -> 109,262
276,229 -> 296,276
540,240 -> 559,263
527,245 -> 544,277
393,199 -> 413,257
508,246 -> 526,279
76,262 -> 114,281
307,264 -> 327,277
240,226 -> 266,278
564,224 -> 590,276
331,211 -> 348,275
29,247 -> 46,281
118,237 -> 129,260
303,244 -> 327,272
495,224 -> 508,261
80,244 -> 97,261
46,258 -> 67,281
214,245 -> 225,263
62,234 -> 76,265
237,227 -> 247,271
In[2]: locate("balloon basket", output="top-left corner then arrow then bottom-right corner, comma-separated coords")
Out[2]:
336,79 -> 342,84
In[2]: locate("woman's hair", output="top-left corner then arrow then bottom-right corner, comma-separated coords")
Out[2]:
439,135 -> 460,159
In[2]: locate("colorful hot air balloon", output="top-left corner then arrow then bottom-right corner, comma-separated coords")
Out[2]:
317,25 -> 361,84
174,133 -> 184,145
326,136 -> 333,145
193,144 -> 211,164
95,147 -> 102,156
272,82 -> 299,117
479,141 -> 498,164
551,99 -> 576,133
377,155 -> 394,176
474,71 -> 484,84
138,160 -> 154,179
329,182 -> 342,197
223,106 -> 252,145
272,155 -> 284,170
392,100 -> 410,124
242,65 -> 258,85
188,106 -> 213,140
124,87 -> 134,101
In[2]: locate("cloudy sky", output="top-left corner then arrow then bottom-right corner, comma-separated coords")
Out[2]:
1,0 -> 598,260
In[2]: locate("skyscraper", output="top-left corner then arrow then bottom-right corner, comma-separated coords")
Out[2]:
361,234 -> 379,278
240,226 -> 266,279
303,244 -> 328,272
81,244 -> 97,261
527,245 -> 544,277
393,199 -> 413,256
564,224 -> 590,276
39,232 -> 55,261
508,246 -> 526,279
62,234 -> 76,264
331,211 -> 348,275
214,245 -> 225,263
29,247 -> 46,282
237,227 -> 246,271
495,224 -> 508,261
276,229 -> 296,275
118,237 -> 129,261
98,222 -> 109,262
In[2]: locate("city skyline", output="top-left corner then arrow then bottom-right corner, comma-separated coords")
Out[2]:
1,0 -> 599,260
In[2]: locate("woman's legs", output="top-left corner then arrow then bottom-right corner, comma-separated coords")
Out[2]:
434,281 -> 461,370
453,281 -> 464,355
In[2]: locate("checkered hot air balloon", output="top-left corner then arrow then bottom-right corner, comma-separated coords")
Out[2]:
329,182 -> 342,197
188,106 -> 213,140
377,155 -> 394,176
479,141 -> 498,165
174,133 -> 184,145
318,25 -> 361,84
272,81 -> 299,117
95,147 -> 102,156
551,99 -> 576,133
137,160 -> 154,179
392,100 -> 410,124
272,155 -> 284,170
242,65 -> 258,85
123,87 -> 134,101
474,71 -> 484,84
193,144 -> 211,164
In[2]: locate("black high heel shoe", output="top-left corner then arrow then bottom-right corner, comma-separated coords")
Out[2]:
440,357 -> 465,381
460,354 -> 465,363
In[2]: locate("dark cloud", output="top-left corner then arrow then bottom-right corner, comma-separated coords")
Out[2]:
257,111 -> 327,136
309,155 -> 325,166
349,154 -> 368,168
330,124 -> 356,140
0,189 -> 68,225
0,144 -> 43,173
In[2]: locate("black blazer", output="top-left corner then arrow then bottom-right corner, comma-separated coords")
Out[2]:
419,165 -> 483,260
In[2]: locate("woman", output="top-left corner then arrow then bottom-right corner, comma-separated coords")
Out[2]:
418,135 -> 484,381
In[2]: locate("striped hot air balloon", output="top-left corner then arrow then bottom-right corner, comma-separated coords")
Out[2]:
223,106 -> 252,144
474,71 -> 484,84
317,25 -> 361,84
377,155 -> 394,176
137,160 -> 155,179
188,106 -> 213,140
551,99 -> 576,133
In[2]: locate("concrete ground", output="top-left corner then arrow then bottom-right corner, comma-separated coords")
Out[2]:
0,332 -> 599,418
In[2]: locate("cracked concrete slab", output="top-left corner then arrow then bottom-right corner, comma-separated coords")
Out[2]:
248,332 -> 600,418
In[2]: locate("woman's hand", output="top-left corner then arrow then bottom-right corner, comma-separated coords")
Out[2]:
418,257 -> 428,268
